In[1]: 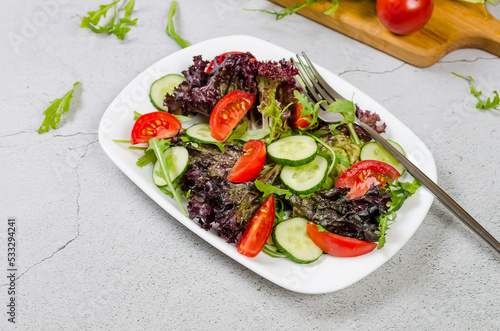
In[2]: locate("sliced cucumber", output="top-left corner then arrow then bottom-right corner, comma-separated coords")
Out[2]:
280,155 -> 328,195
272,217 -> 323,264
152,146 -> 189,186
185,123 -> 224,143
150,74 -> 186,111
360,140 -> 405,175
267,135 -> 318,166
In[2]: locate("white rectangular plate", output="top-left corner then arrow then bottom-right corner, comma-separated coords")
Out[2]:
98,35 -> 437,294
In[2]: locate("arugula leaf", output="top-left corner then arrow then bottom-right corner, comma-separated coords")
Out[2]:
246,0 -> 339,20
136,149 -> 157,167
327,99 -> 362,146
174,114 -> 192,124
147,138 -> 188,216
80,1 -> 120,28
255,180 -> 293,199
293,90 -> 324,130
80,0 -> 137,40
166,1 -> 192,48
453,72 -> 500,110
38,82 -> 81,134
133,111 -> 143,121
375,179 -> 421,249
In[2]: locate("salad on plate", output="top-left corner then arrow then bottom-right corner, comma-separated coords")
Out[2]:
122,51 -> 421,264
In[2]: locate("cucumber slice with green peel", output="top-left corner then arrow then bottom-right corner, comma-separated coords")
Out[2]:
152,146 -> 189,187
185,123 -> 224,143
360,140 -> 405,175
267,135 -> 318,166
150,74 -> 186,111
280,155 -> 328,195
272,217 -> 323,264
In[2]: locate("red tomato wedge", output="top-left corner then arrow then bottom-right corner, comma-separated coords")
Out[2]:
291,100 -> 312,129
237,195 -> 276,258
209,90 -> 257,141
306,222 -> 377,257
227,140 -> 266,183
131,112 -> 182,145
336,160 -> 400,199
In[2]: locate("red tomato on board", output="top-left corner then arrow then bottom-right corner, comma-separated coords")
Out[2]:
336,160 -> 401,199
306,222 -> 377,257
376,0 -> 434,35
209,90 -> 257,141
227,140 -> 266,183
131,112 -> 182,145
237,195 -> 276,258
291,99 -> 313,129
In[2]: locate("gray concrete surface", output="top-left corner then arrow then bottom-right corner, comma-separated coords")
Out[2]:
1,0 -> 499,330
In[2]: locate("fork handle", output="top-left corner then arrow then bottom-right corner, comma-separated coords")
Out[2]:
357,121 -> 500,254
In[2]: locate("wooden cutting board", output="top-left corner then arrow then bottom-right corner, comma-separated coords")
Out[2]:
269,0 -> 500,67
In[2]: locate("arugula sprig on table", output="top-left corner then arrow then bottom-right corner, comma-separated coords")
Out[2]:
79,0 -> 138,40
453,73 -> 500,110
38,82 -> 81,134
247,0 -> 339,20
166,1 -> 191,48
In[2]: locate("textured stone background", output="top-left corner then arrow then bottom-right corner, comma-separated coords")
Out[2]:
1,0 -> 499,330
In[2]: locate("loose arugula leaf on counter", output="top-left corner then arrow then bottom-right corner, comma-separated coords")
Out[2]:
38,82 -> 81,134
376,179 -> 421,249
453,72 -> 500,110
166,1 -> 192,48
79,0 -> 137,40
246,0 -> 339,20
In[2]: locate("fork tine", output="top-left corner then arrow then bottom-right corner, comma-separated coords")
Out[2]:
300,52 -> 345,102
294,55 -> 324,107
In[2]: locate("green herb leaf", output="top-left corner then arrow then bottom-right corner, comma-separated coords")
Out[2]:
246,0 -> 338,20
327,99 -> 362,146
136,149 -> 157,167
166,1 -> 192,48
38,82 -> 81,134
133,111 -> 143,121
79,0 -> 120,28
147,138 -> 188,216
375,179 -> 421,249
174,114 -> 192,124
293,90 -> 324,130
255,180 -> 293,199
80,0 -> 137,40
453,72 -> 500,110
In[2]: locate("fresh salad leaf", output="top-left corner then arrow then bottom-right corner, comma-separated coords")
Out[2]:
376,179 -> 421,249
326,99 -> 362,146
79,0 -> 137,40
453,72 -> 500,110
293,90 -> 324,130
38,82 -> 81,134
136,148 -> 158,167
166,1 -> 192,48
255,180 -> 293,199
246,0 -> 339,20
147,138 -> 188,217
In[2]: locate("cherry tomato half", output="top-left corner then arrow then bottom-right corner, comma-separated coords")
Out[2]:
306,222 -> 377,257
291,99 -> 313,129
376,0 -> 434,35
238,195 -> 276,258
209,90 -> 257,141
131,112 -> 182,145
336,160 -> 401,199
227,140 -> 266,183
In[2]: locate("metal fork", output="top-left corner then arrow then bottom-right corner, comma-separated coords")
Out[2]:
295,52 -> 500,255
